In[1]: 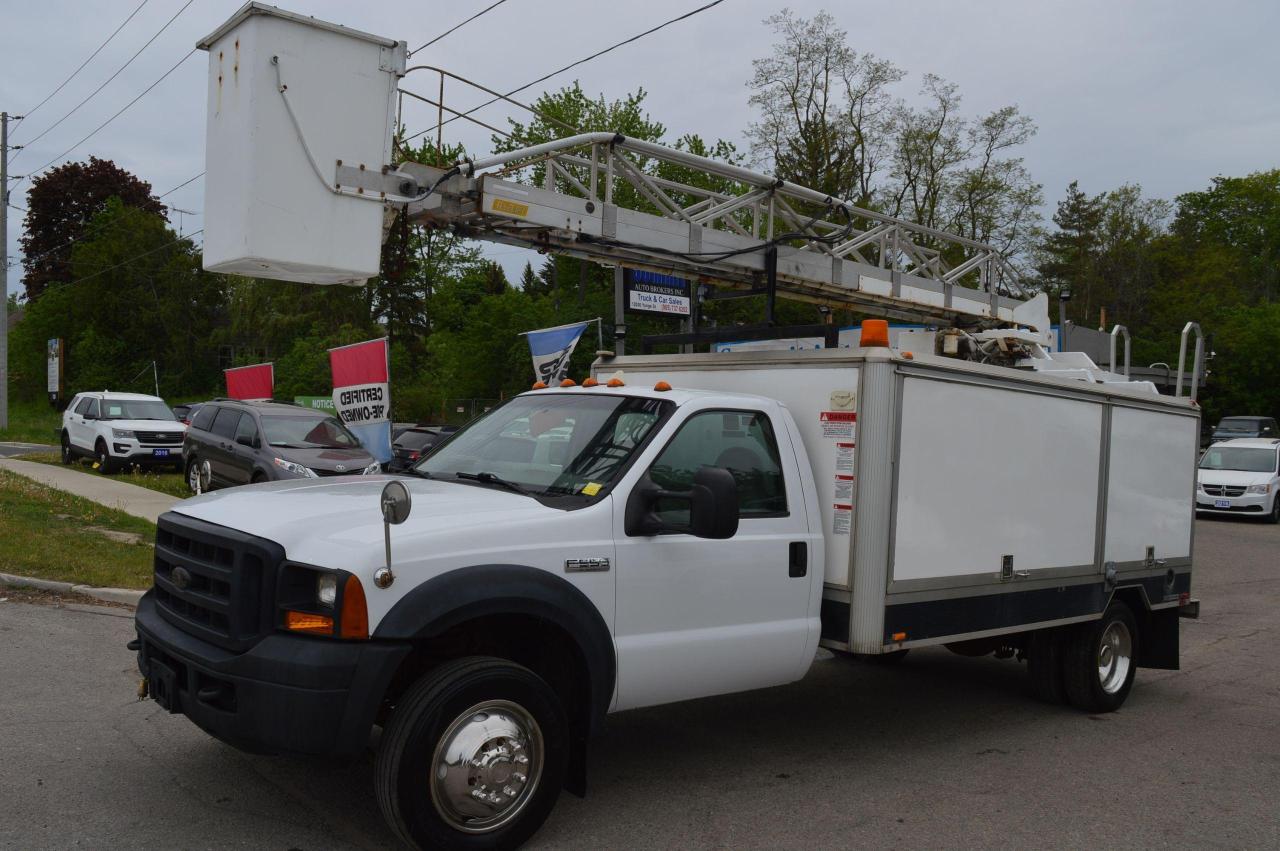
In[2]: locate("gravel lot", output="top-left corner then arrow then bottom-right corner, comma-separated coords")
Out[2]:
1,516 -> 1276,850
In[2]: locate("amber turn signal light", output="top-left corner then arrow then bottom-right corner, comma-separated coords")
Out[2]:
340,575 -> 369,639
285,610 -> 335,634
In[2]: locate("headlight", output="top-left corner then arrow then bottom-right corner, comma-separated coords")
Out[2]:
112,428 -> 136,439
316,573 -> 338,608
272,457 -> 317,478
1246,484 -> 1271,494
361,461 -> 382,475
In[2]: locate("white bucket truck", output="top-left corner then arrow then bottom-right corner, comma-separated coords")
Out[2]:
131,5 -> 1201,848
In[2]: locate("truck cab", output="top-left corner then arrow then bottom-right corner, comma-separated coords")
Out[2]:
134,381 -> 823,848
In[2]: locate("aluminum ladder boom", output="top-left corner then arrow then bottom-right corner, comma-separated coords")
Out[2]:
398,132 -> 1050,334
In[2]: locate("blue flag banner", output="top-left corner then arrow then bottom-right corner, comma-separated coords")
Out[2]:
526,321 -> 590,385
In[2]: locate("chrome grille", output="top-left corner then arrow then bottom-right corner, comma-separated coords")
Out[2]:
1202,484 -> 1246,497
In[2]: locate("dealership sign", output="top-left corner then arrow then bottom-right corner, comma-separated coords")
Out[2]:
329,338 -> 392,463
625,269 -> 691,316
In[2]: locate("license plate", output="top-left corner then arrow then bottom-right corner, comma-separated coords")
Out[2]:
1214,499 -> 1231,508
148,660 -> 180,713
152,448 -> 170,458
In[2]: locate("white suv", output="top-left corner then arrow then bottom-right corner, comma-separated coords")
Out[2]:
61,391 -> 187,474
1196,438 -> 1280,523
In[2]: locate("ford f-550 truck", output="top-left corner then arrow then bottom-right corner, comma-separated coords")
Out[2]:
132,340 -> 1199,850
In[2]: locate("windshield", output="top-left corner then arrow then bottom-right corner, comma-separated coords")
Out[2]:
262,415 -> 361,449
418,393 -> 672,497
102,399 -> 176,420
1215,418 -> 1263,433
1199,447 -> 1278,473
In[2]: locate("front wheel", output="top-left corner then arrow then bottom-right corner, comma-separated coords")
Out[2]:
60,432 -> 74,464
95,441 -> 117,475
376,657 -> 568,851
1267,496 -> 1280,524
186,457 -> 208,494
1063,602 -> 1138,713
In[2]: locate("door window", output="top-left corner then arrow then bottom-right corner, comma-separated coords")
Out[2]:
86,398 -> 101,419
234,414 -> 260,447
647,410 -> 787,524
191,404 -> 218,432
211,408 -> 243,440
74,397 -> 91,415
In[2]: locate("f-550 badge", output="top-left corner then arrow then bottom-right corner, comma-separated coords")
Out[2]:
565,557 -> 610,573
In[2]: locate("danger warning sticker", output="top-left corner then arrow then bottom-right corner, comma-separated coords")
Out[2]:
834,474 -> 855,502
833,503 -> 853,535
820,410 -> 857,439
835,441 -> 855,473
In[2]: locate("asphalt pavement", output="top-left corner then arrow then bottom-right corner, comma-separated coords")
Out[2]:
0,441 -> 54,458
1,516 -> 1277,850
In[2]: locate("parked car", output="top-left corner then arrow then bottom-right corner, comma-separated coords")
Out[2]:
183,400 -> 381,493
1196,438 -> 1280,523
1209,416 -> 1278,443
388,426 -> 448,471
172,403 -> 202,425
60,391 -> 186,473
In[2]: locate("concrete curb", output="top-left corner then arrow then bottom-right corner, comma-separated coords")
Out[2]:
0,572 -> 144,606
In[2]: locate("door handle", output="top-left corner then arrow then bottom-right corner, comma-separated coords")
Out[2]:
789,542 -> 807,578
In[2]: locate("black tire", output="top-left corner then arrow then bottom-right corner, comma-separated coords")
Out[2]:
95,440 -> 117,475
60,431 -> 74,464
375,657 -> 569,851
250,471 -> 267,484
1026,628 -> 1068,704
1267,497 -> 1280,524
1063,602 -> 1139,713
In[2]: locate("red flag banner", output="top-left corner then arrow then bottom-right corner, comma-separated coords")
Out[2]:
328,338 -> 391,463
225,363 -> 274,401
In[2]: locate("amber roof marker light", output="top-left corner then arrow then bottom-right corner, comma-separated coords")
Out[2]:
860,319 -> 890,348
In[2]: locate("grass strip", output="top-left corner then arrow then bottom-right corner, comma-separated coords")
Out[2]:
0,469 -> 156,590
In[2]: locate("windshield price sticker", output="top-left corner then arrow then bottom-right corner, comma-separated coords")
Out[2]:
334,382 -> 389,425
820,410 -> 856,439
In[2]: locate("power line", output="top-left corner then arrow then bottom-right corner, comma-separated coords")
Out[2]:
158,171 -> 204,198
409,0 -> 515,56
17,48 -> 198,188
403,0 -> 725,145
14,0 -> 151,130
12,0 -> 195,153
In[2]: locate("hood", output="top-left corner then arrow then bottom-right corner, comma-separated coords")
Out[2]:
173,474 -> 555,563
109,419 -> 186,432
1197,468 -> 1274,486
269,445 -> 374,471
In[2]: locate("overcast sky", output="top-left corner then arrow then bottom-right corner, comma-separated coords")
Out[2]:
4,0 -> 1278,300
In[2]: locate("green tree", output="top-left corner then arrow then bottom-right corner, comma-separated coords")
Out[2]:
19,157 -> 164,301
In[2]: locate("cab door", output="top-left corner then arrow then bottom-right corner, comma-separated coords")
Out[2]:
611,404 -> 817,711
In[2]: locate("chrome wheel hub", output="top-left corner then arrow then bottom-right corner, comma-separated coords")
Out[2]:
430,700 -> 542,834
1097,621 -> 1132,694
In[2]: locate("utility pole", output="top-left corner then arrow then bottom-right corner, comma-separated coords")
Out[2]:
1,110 -> 16,431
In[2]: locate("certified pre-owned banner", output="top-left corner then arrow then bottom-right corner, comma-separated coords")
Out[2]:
525,321 -> 590,385
225,363 -> 274,401
328,338 -> 392,463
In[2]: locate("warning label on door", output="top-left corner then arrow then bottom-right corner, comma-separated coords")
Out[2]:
835,441 -> 855,473
820,410 -> 857,439
834,474 -> 855,502
833,503 -> 853,535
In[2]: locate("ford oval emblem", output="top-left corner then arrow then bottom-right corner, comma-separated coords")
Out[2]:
335,464 -> 346,472
171,566 -> 192,590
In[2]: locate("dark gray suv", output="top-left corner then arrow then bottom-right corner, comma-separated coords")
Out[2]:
184,400 -> 381,493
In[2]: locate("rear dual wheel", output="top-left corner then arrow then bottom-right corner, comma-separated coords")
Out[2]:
1027,601 -> 1138,713
376,657 -> 568,850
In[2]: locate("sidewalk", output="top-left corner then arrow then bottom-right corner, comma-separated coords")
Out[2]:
0,458 -> 183,524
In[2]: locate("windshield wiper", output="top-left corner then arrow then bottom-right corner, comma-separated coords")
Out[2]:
402,467 -> 434,480
453,471 -> 535,496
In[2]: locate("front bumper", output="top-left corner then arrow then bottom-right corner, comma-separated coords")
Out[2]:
133,591 -> 409,756
1195,493 -> 1270,516
110,441 -> 184,464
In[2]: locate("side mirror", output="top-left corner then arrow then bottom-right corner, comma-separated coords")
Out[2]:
625,466 -> 740,539
376,480 -> 412,590
236,434 -> 255,448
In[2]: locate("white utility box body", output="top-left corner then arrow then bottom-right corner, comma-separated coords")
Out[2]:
197,3 -> 405,284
